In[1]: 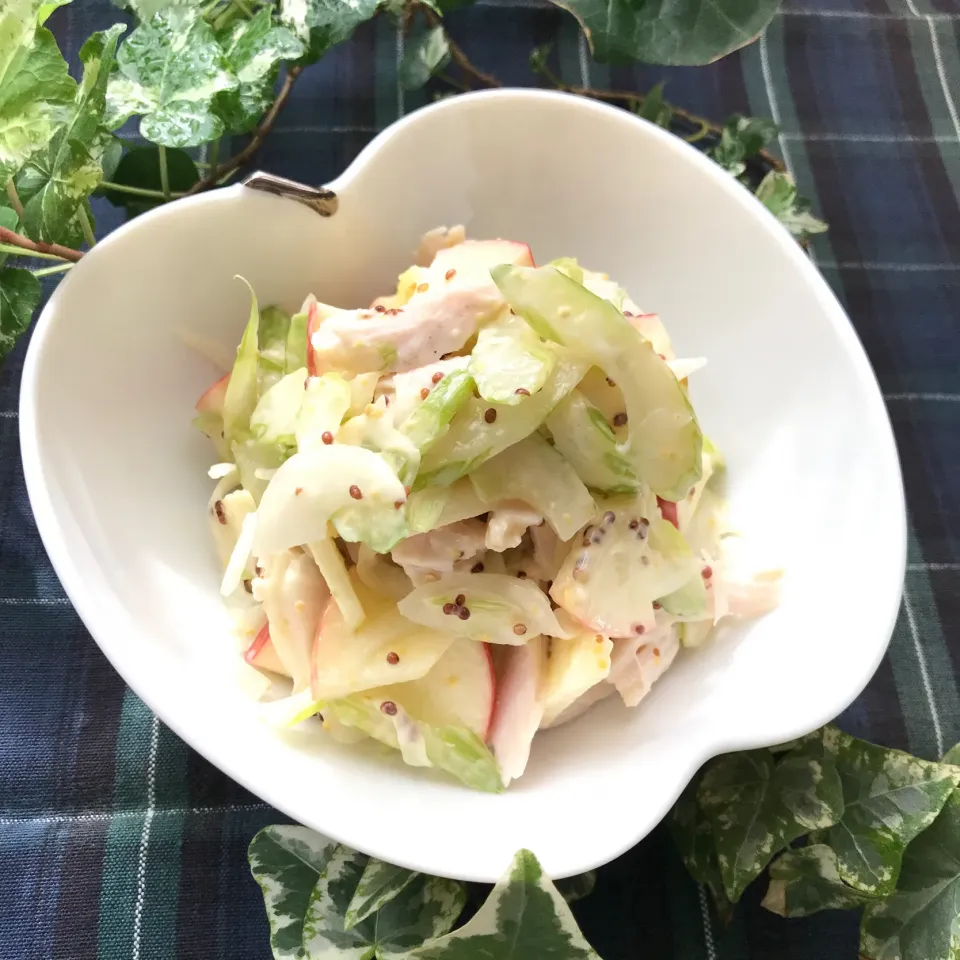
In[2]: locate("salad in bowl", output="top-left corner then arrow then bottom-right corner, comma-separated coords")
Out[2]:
196,228 -> 779,793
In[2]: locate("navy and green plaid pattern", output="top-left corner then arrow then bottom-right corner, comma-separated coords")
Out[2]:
2,0 -> 959,955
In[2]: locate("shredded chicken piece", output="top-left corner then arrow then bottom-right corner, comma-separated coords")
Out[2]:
311,282 -> 503,375
391,520 -> 487,583
416,224 -> 466,266
608,625 -> 679,707
485,501 -> 543,552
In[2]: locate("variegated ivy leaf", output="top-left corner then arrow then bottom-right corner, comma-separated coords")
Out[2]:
668,780 -> 732,921
408,849 -> 600,959
941,741 -> 960,766
806,727 -> 960,897
215,8 -> 305,134
280,0 -> 379,65
106,8 -> 238,148
0,207 -> 18,267
755,171 -> 828,243
344,859 -> 420,929
554,0 -> 778,65
0,0 -> 76,184
38,0 -> 72,24
0,267 -> 41,362
860,787 -> 960,960
16,25 -> 125,243
555,870 -> 597,905
302,846 -> 465,958
762,844 -> 880,918
399,26 -> 450,91
697,747 -> 844,902
248,825 -> 339,960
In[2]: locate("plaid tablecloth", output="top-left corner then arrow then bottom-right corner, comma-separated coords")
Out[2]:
2,0 -> 959,956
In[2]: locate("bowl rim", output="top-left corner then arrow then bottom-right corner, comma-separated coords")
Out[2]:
18,87 -> 907,880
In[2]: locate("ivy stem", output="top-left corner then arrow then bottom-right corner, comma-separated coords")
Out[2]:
0,243 -> 69,262
100,181 -> 186,200
0,230 -> 82,263
185,65 -> 302,197
416,2 -> 501,89
207,137 -> 221,172
436,71 -> 469,94
76,207 -> 96,249
684,120 -> 711,143
32,262 -> 74,278
5,180 -> 24,219
158,145 -> 171,202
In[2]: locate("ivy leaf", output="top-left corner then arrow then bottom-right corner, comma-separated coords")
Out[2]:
15,24 -> 125,244
943,743 -> 960,766
635,82 -> 672,129
668,780 -> 733,921
280,0 -> 379,66
553,0 -> 780,66
215,8 -> 305,134
0,207 -> 20,267
0,267 -> 41,363
755,171 -> 829,242
697,748 -> 844,901
117,0 -> 196,14
762,845 -> 881,918
344,859 -> 420,929
811,727 -> 960,897
0,1 -> 76,185
248,825 -> 339,960
302,846 -> 465,958
38,0 -> 72,24
708,114 -> 779,176
860,788 -> 960,960
101,144 -> 199,215
399,27 -> 451,91
408,849 -> 600,959
106,8 -> 238,148
529,42 -> 553,75
555,871 -> 597,905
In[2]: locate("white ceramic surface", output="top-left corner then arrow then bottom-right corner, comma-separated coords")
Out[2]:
19,90 -> 905,883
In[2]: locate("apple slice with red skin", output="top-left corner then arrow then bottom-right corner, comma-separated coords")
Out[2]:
244,624 -> 290,676
306,301 -> 321,376
430,240 -> 535,278
486,637 -> 544,786
381,638 -> 496,740
195,372 -> 230,413
657,496 -> 679,529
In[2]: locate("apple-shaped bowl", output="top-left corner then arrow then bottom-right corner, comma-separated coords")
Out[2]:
19,89 -> 905,882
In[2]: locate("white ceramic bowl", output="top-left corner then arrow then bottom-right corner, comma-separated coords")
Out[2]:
19,90 -> 905,882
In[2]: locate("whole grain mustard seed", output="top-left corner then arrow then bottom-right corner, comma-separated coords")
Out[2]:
386,651 -> 400,665
380,700 -> 398,716
484,408 -> 497,423
349,485 -> 363,500
321,431 -> 334,445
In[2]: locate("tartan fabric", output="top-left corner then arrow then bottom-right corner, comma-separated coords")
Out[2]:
1,0 -> 959,956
